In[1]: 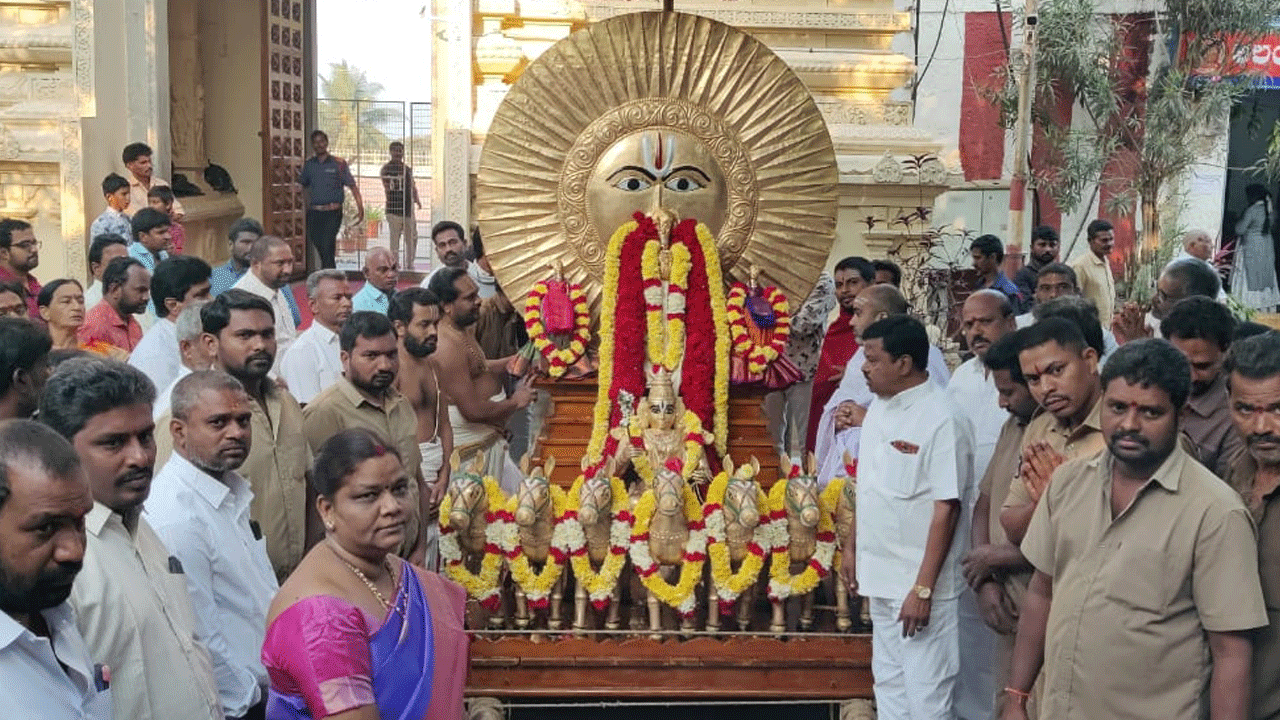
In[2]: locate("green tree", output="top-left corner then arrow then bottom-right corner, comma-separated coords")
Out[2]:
318,60 -> 403,167
1023,0 -> 1280,274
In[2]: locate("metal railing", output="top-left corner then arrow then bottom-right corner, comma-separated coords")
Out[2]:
315,99 -> 432,177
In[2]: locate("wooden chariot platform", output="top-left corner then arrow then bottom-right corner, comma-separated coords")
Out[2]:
463,378 -> 873,701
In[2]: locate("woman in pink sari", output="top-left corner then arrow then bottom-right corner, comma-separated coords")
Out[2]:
261,428 -> 467,719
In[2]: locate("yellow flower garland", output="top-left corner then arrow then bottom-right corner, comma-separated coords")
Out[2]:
629,480 -> 707,617
437,476 -> 507,609
639,236 -> 693,372
765,477 -> 837,601
704,471 -> 770,607
566,474 -> 633,609
693,222 -> 731,455
585,221 -> 636,462
525,280 -> 591,379
726,284 -> 791,375
497,484 -> 575,607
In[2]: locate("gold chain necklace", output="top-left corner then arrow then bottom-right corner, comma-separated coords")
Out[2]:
328,541 -> 399,612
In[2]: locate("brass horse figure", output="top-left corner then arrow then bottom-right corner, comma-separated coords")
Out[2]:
708,456 -> 763,632
573,459 -> 625,631
446,454 -> 505,629
638,461 -> 698,637
833,452 -> 859,632
770,454 -> 821,633
512,458 -> 565,630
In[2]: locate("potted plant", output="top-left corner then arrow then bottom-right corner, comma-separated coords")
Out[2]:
365,205 -> 384,240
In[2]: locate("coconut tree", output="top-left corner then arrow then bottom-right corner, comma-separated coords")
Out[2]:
318,60 -> 404,171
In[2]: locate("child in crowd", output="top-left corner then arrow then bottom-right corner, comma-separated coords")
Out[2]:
89,173 -> 132,242
148,185 -> 185,254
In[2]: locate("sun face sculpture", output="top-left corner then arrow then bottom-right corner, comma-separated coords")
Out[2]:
477,11 -> 838,311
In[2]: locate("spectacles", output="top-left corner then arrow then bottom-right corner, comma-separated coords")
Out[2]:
12,240 -> 40,251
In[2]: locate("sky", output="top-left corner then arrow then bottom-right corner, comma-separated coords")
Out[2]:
316,0 -> 432,103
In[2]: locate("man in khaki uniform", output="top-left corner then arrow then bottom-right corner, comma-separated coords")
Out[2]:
1000,317 -> 1106,544
1002,339 -> 1265,720
1068,218 -> 1116,323
1222,330 -> 1280,720
154,290 -> 312,581
962,331 -> 1039,717
302,311 -> 427,562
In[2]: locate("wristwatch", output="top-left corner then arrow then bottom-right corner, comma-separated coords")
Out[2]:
912,584 -> 932,600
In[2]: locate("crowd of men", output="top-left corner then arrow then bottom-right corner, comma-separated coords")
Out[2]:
0,132 -> 1277,720
792,220 -> 1280,720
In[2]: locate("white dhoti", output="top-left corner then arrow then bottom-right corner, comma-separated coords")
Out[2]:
449,394 -> 525,494
419,437 -> 443,572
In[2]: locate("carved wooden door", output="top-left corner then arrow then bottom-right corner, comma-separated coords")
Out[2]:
261,0 -> 307,275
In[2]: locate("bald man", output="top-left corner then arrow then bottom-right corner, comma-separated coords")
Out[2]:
1166,229 -> 1226,301
813,284 -> 951,485
352,247 -> 399,315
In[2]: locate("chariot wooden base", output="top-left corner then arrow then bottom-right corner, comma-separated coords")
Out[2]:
464,379 -> 874,701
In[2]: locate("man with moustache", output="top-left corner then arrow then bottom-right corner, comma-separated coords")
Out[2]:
420,221 -> 497,300
430,267 -> 533,492
79,257 -> 149,354
351,247 -> 399,315
302,311 -> 427,561
946,289 -> 1018,720
390,288 -> 453,569
0,218 -> 42,320
278,270 -> 352,404
1069,218 -> 1116,323
1000,318 -> 1106,544
1003,340 -> 1264,720
840,315 -> 974,720
805,256 -> 874,453
1222,330 -> 1280,720
1161,297 -> 1244,478
146,372 -> 277,720
814,284 -> 950,485
231,236 -> 298,372
962,331 -> 1040,717
0,420 -> 110,719
41,357 -> 222,720
1012,226 -> 1060,301
154,290 -> 311,580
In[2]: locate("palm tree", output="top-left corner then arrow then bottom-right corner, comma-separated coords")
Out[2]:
318,60 -> 404,170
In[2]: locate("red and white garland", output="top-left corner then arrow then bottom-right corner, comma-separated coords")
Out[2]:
726,284 -> 791,375
566,474 -> 633,610
438,476 -> 507,611
765,472 -> 838,601
628,460 -> 708,617
703,471 -> 772,616
525,280 -> 591,379
491,485 -> 581,610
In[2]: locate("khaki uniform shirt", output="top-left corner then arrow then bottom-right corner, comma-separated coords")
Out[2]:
1070,250 -> 1116,322
1003,397 -> 1107,510
157,383 -> 311,581
1223,450 -> 1280,720
1022,447 -> 1267,720
125,174 -> 184,217
1182,374 -> 1245,479
70,504 -> 222,720
302,378 -> 423,555
980,414 -> 1030,604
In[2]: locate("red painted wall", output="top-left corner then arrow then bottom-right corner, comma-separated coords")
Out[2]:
960,12 -> 1013,181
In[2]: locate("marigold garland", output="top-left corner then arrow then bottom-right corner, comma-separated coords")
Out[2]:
586,220 -> 643,464
703,471 -> 771,615
566,474 -> 633,610
491,484 -> 579,610
438,476 -> 507,611
765,476 -> 837,601
525,280 -> 591,379
726,283 -> 791,375
691,222 -> 730,455
628,477 -> 707,617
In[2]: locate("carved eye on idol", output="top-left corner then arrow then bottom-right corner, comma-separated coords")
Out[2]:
587,129 -> 727,239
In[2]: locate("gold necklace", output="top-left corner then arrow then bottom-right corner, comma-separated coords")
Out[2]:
329,541 -> 398,612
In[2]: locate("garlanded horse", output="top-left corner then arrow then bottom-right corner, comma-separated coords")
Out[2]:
768,454 -> 834,633
441,453 -> 506,629
829,453 -> 860,632
571,459 -> 630,631
508,458 -> 568,630
629,458 -> 706,637
706,456 -> 768,632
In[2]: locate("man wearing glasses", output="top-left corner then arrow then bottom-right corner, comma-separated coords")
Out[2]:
0,219 -> 41,320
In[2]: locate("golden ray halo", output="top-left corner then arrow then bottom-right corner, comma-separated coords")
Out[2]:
477,11 -> 837,310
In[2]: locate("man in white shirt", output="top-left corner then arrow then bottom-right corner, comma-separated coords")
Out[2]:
280,270 -> 352,404
839,314 -> 974,720
232,235 -> 298,373
85,235 -> 129,310
40,357 -> 222,720
814,284 -> 950,485
147,371 -> 279,719
946,290 -> 1016,720
154,301 -> 215,421
0,420 -> 111,720
419,220 -> 497,299
129,255 -> 211,394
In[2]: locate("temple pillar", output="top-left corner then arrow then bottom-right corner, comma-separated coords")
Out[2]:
431,0 -> 472,229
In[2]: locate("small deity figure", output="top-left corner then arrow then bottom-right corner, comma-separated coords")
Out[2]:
528,260 -> 595,379
610,368 -> 712,493
729,264 -> 802,388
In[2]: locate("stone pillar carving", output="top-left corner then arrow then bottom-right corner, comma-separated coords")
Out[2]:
60,120 -> 86,279
168,0 -> 205,169
431,0 -> 472,229
123,0 -> 170,175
